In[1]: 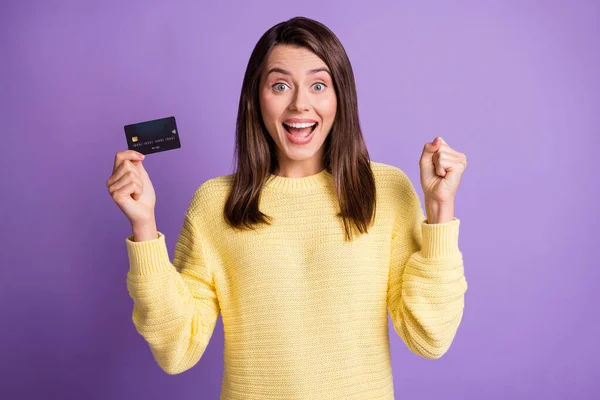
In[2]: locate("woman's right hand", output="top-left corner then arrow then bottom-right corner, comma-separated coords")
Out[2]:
106,150 -> 156,226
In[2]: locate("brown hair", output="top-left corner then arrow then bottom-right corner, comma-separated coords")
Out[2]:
224,16 -> 376,241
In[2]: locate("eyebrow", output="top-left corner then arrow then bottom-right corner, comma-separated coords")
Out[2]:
266,67 -> 331,78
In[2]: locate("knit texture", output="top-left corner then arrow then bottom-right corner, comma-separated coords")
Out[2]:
125,160 -> 467,399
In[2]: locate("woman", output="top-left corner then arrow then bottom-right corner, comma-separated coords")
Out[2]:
106,16 -> 468,400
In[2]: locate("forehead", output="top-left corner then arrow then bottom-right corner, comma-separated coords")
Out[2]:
264,44 -> 327,71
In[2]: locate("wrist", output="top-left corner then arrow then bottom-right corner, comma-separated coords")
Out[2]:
424,199 -> 454,224
131,219 -> 158,242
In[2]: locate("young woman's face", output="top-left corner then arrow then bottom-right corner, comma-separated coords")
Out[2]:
259,44 -> 337,174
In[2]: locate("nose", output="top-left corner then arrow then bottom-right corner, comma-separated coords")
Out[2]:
289,88 -> 310,112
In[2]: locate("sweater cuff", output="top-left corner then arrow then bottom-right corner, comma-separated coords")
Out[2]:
419,217 -> 461,258
125,231 -> 172,276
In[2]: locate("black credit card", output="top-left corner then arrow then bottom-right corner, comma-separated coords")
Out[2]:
124,116 -> 181,155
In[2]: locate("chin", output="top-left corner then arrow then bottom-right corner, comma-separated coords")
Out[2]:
281,135 -> 326,157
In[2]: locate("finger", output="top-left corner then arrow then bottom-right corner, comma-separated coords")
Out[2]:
113,150 -> 145,174
439,144 -> 464,158
436,150 -> 464,174
433,137 -> 450,153
435,138 -> 466,163
128,152 -> 150,178
110,178 -> 144,202
107,160 -> 139,188
130,181 -> 143,201
421,137 -> 443,159
437,153 -> 467,178
135,157 -> 148,176
434,155 -> 447,177
108,170 -> 143,194
438,152 -> 467,171
106,160 -> 141,188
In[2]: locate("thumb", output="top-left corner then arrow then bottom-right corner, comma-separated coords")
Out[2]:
132,158 -> 148,175
424,137 -> 443,154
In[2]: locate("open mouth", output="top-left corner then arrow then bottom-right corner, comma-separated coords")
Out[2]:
282,122 -> 318,137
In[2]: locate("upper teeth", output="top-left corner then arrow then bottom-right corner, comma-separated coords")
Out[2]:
284,122 -> 316,128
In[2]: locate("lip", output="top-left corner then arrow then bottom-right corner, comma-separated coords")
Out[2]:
284,125 -> 316,145
283,118 -> 318,124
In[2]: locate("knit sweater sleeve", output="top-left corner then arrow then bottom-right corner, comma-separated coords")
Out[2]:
386,171 -> 467,359
124,193 -> 220,374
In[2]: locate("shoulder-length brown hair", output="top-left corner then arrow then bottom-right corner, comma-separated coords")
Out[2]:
224,16 -> 376,241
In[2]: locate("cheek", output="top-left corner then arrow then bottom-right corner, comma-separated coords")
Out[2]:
259,92 -> 283,140
317,95 -> 337,119
259,93 -> 276,125
260,92 -> 283,122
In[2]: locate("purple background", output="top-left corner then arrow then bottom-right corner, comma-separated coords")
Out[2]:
1,1 -> 598,399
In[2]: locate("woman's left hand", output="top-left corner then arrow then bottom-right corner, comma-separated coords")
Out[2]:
419,137 -> 467,204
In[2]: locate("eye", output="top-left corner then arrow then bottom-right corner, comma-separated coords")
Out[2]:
271,82 -> 328,93
312,82 -> 327,91
272,83 -> 289,92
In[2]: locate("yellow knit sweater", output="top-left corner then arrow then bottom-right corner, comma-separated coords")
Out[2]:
125,160 -> 467,400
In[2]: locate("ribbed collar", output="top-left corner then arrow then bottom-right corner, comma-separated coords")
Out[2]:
264,168 -> 333,191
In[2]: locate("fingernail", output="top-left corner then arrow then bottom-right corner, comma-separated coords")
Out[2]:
139,154 -> 145,159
